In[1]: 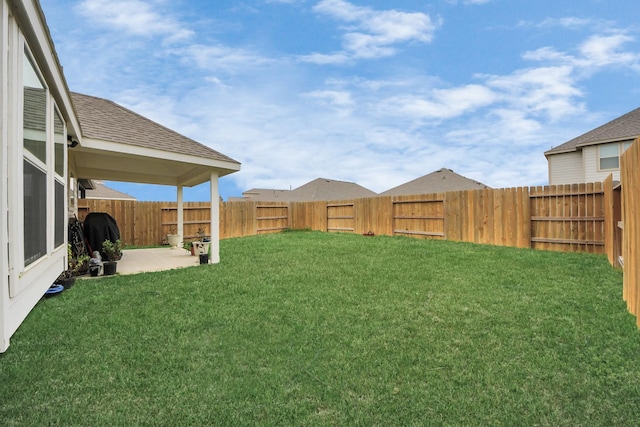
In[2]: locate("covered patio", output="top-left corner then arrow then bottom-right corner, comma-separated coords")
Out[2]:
69,93 -> 241,264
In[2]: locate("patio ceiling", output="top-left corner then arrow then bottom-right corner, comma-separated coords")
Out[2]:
70,139 -> 240,187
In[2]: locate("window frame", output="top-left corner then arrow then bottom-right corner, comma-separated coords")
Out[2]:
597,141 -> 633,172
8,31 -> 68,298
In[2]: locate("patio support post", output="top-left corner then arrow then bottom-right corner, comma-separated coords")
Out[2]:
177,185 -> 184,244
209,171 -> 220,264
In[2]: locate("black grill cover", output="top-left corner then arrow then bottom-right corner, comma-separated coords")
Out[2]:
83,213 -> 121,259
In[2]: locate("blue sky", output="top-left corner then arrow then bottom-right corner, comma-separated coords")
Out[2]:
41,0 -> 640,201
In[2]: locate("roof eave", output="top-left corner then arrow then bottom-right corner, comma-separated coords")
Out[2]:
73,137 -> 241,187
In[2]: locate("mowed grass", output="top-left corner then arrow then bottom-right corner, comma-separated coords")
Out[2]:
1,231 -> 640,426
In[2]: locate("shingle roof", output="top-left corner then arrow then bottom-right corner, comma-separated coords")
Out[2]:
71,92 -> 239,165
545,107 -> 640,155
84,181 -> 136,200
379,168 -> 489,197
235,188 -> 291,202
289,178 -> 377,202
236,178 -> 377,202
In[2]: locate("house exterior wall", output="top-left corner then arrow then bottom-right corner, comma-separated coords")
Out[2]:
548,142 -> 629,185
583,144 -> 622,183
547,151 -> 584,185
1,0 -> 9,351
0,0 -> 77,353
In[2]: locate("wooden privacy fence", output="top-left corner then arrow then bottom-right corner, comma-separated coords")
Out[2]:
288,185 -> 606,253
621,138 -> 640,327
78,200 -> 290,245
78,182 -> 608,253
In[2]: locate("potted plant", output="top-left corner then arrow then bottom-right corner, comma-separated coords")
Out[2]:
192,227 -> 210,256
183,240 -> 195,255
55,244 -> 90,289
167,226 -> 181,248
102,239 -> 123,276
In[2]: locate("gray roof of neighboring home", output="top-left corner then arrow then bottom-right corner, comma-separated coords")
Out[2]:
379,168 -> 490,197
71,92 -> 240,165
289,178 -> 377,201
233,188 -> 291,202
237,178 -> 377,202
84,181 -> 136,201
545,107 -> 640,155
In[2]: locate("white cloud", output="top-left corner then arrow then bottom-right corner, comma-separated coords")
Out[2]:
303,0 -> 439,62
483,66 -> 584,120
378,84 -> 497,121
523,33 -> 640,73
522,47 -> 574,63
530,17 -> 594,29
298,52 -> 351,65
302,90 -> 354,109
177,44 -> 276,75
578,33 -> 640,68
76,0 -> 193,41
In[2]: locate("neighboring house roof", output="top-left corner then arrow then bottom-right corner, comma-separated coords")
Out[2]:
229,188 -> 291,202
379,168 -> 490,197
288,178 -> 377,202
545,107 -> 640,156
84,181 -> 137,201
71,92 -> 239,164
236,178 -> 377,202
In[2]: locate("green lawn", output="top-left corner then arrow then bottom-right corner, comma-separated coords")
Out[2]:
1,231 -> 639,426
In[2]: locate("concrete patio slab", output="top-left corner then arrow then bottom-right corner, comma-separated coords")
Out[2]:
115,247 -> 202,275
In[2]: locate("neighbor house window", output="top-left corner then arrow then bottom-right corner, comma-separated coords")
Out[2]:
598,141 -> 633,171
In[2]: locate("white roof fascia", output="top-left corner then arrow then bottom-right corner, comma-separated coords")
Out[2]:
575,136 -> 637,148
79,137 -> 241,172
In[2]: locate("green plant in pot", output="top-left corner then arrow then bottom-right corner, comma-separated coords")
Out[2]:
55,244 -> 90,289
102,239 -> 123,276
183,241 -> 195,256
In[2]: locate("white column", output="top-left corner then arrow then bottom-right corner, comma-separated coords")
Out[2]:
209,171 -> 220,264
177,185 -> 184,245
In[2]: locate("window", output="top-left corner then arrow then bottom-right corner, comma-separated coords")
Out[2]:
23,159 -> 47,265
22,51 -> 48,266
21,48 -> 67,267
598,141 -> 633,171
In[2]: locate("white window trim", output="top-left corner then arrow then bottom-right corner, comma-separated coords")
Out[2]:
8,32 -> 67,298
597,142 -> 627,172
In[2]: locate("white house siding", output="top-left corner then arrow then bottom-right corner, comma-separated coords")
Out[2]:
583,145 -> 621,183
1,0 -> 9,352
0,0 -> 77,353
548,151 -> 584,185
